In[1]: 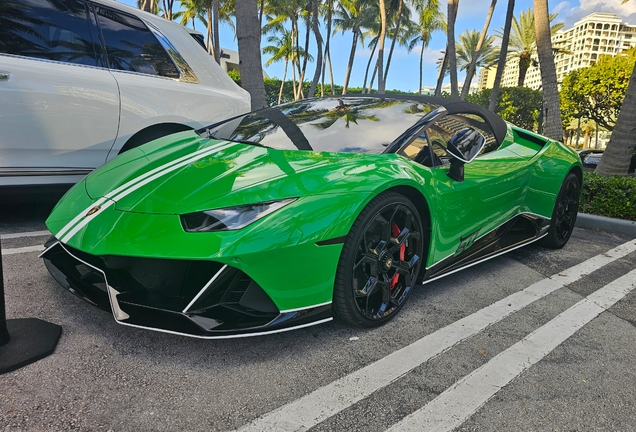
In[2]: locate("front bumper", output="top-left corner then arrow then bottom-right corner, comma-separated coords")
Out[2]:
42,240 -> 332,338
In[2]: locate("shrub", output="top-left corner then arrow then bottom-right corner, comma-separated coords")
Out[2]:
580,172 -> 636,221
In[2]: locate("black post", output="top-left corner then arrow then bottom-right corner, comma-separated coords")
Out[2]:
0,237 -> 62,374
0,240 -> 9,346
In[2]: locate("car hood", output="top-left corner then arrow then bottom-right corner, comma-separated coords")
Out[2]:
84,133 -> 370,215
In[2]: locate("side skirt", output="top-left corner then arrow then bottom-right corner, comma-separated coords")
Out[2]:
422,213 -> 549,284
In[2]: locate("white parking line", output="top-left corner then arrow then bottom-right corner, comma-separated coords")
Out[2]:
1,230 -> 50,240
1,245 -> 45,255
388,267 -> 636,432
234,239 -> 636,432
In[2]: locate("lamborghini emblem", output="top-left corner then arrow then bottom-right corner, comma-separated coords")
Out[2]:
85,206 -> 101,217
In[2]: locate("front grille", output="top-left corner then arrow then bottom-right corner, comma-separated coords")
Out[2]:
43,241 -> 283,333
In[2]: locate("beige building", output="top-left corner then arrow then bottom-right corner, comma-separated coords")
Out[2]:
478,12 -> 636,90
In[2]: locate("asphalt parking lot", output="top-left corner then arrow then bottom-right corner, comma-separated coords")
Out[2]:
1,201 -> 635,431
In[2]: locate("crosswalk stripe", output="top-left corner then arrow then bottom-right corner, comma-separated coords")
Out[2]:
0,230 -> 50,240
1,245 -> 45,255
388,266 -> 636,432
234,239 -> 636,432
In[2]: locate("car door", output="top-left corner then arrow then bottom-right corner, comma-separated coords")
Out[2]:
0,0 -> 120,186
92,5 -> 226,160
424,113 -> 533,266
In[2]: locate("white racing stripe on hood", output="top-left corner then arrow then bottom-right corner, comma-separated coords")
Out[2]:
57,141 -> 234,244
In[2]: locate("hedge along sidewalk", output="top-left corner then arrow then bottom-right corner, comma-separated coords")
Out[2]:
576,212 -> 636,238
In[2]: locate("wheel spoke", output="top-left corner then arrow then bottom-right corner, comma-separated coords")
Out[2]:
388,227 -> 411,253
353,253 -> 377,271
394,254 -> 419,275
355,276 -> 378,297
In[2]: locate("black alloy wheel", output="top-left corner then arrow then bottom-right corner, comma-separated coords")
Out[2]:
542,172 -> 580,249
333,192 -> 426,327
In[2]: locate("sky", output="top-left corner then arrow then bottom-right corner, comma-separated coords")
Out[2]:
117,0 -> 636,93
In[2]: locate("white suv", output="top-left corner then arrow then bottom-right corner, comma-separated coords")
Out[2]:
0,0 -> 250,193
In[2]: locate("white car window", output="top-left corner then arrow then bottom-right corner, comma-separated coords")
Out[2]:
0,0 -> 102,67
95,6 -> 180,78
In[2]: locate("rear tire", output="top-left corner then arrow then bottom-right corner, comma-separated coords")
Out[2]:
333,192 -> 426,327
541,172 -> 580,249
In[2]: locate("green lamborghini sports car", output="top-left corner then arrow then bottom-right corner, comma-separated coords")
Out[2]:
42,95 -> 582,338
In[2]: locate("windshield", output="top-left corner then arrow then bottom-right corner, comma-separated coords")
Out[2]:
204,97 -> 439,154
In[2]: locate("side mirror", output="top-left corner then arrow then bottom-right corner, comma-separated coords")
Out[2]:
446,127 -> 486,163
446,127 -> 485,182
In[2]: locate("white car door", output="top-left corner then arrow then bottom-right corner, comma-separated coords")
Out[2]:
0,0 -> 119,186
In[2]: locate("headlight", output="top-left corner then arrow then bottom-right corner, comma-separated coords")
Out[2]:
180,198 -> 297,232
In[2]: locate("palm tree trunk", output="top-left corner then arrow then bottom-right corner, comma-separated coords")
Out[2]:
236,0 -> 267,109
298,14 -> 312,99
291,57 -> 298,100
489,0 -> 514,112
376,0 -> 388,94
384,0 -> 404,84
517,55 -> 530,86
293,18 -> 302,89
362,40 -> 378,94
435,46 -> 448,97
419,42 -> 424,95
322,0 -> 334,96
213,0 -> 221,64
534,0 -> 563,141
461,0 -> 497,99
308,0 -> 323,98
259,0 -> 264,29
596,64 -> 636,176
368,64 -> 378,93
328,51 -> 335,95
447,0 -> 459,98
278,59 -> 288,104
206,6 -> 214,56
342,31 -> 359,94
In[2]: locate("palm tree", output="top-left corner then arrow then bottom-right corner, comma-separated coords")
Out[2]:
333,0 -> 374,94
460,0 -> 497,99
455,30 -> 499,89
489,0 -> 514,112
376,0 -> 388,93
408,0 -> 445,95
308,0 -> 324,98
321,0 -> 336,95
263,30 -> 295,104
506,8 -> 564,87
199,0 -> 235,63
446,0 -> 459,98
263,1 -> 307,99
236,0 -> 267,109
533,0 -> 563,141
161,0 -> 176,20
384,5 -> 418,85
173,0 -> 206,30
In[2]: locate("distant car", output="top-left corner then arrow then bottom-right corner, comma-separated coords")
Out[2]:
0,0 -> 249,194
578,149 -> 636,172
43,95 -> 583,338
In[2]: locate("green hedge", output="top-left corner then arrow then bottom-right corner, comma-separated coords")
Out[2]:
580,172 -> 636,221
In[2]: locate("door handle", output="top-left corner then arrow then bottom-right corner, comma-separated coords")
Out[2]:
0,73 -> 9,80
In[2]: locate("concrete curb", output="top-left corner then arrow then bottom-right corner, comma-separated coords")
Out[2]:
576,212 -> 636,237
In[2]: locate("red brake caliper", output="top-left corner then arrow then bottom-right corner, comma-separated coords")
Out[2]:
390,222 -> 405,290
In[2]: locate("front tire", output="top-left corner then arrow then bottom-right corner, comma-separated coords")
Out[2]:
333,192 -> 426,327
542,172 -> 580,249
